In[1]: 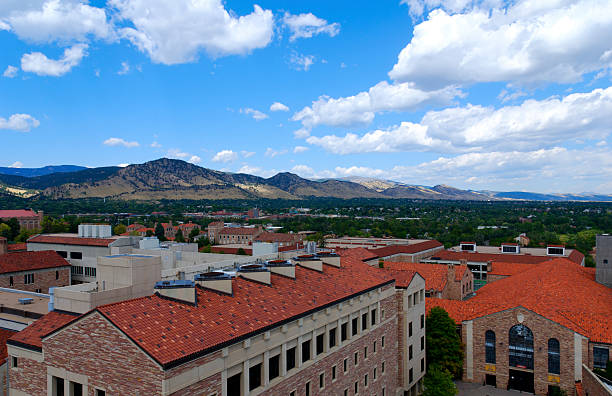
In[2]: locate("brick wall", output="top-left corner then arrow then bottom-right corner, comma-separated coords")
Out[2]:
41,311 -> 164,395
0,266 -> 70,293
469,307 -> 578,395
8,352 -> 47,395
166,351 -> 223,396
582,364 -> 612,396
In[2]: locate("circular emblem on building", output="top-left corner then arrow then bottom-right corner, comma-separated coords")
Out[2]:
517,312 -> 524,323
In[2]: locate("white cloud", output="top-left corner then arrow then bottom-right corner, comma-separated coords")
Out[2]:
110,0 -> 274,65
265,148 -> 288,158
390,0 -> 612,88
3,65 -> 18,78
240,108 -> 268,121
282,12 -> 340,41
103,137 -> 140,148
307,86 -> 612,154
188,155 -> 201,164
289,52 -> 314,71
293,81 -> 461,129
1,0 -> 113,43
9,161 -> 23,168
0,113 -> 40,132
167,148 -> 189,158
150,141 -> 162,148
293,146 -> 308,153
211,149 -> 238,163
117,163 -> 130,167
237,164 -> 278,178
294,128 -> 311,139
270,102 -> 289,112
400,0 -> 500,18
21,43 -> 87,76
241,150 -> 255,158
117,61 -> 130,75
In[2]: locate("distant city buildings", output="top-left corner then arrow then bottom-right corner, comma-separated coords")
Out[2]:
0,209 -> 43,230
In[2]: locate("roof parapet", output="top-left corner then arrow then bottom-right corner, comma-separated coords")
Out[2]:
266,259 -> 296,278
293,254 -> 323,272
317,251 -> 340,267
237,263 -> 271,285
195,272 -> 233,295
154,280 -> 196,305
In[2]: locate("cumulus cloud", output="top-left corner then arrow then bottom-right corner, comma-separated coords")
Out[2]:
103,137 -> 139,148
270,102 -> 289,112
117,61 -> 130,75
21,43 -> 87,76
390,0 -> 612,88
3,65 -> 18,78
307,86 -> 612,154
293,146 -> 308,153
1,0 -> 113,43
9,161 -> 23,168
293,81 -> 461,129
265,148 -> 288,158
150,141 -> 162,148
241,150 -> 255,158
166,148 -> 201,164
188,155 -> 201,164
0,113 -> 40,132
211,149 -> 238,163
240,108 -> 268,121
110,0 -> 274,65
289,52 -> 314,71
282,12 -> 340,41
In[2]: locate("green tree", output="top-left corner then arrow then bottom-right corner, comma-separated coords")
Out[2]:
113,224 -> 126,235
175,229 -> 185,243
0,223 -> 11,239
15,228 -> 37,242
236,248 -> 247,255
188,227 -> 200,242
145,229 -> 154,237
154,223 -> 166,241
426,307 -> 463,379
423,364 -> 458,396
6,218 -> 20,240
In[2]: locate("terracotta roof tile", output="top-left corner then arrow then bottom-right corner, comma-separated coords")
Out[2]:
368,240 -> 443,258
0,328 -> 17,361
6,243 -> 27,252
0,250 -> 70,274
8,311 -> 78,351
28,235 -> 115,247
384,262 -> 449,291
338,247 -> 379,262
0,210 -> 38,218
488,262 -> 536,276
254,232 -> 295,243
218,227 -> 260,236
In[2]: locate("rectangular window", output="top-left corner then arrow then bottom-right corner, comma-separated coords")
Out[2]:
269,354 -> 280,381
382,387 -> 385,396
362,312 -> 368,331
341,322 -> 348,341
365,373 -> 368,387
286,347 -> 296,371
421,336 -> 425,351
290,391 -> 296,396
364,346 -> 368,359
382,336 -> 385,348
421,358 -> 425,372
354,351 -> 359,365
302,340 -> 311,363
56,270 -> 59,280
409,368 -> 413,383
24,273 -> 34,284
413,293 -> 418,305
344,389 -> 348,396
343,358 -> 348,373
329,327 -> 337,349
421,314 -> 424,329
52,376 -> 65,396
70,381 -> 83,396
371,309 -> 377,326
227,373 -> 241,396
354,381 -> 358,394
70,251 -> 82,260
305,381 -> 311,396
95,391 -> 105,396
249,363 -> 262,391
316,333 -> 324,355
382,361 -> 385,373
9,276 -> 13,286
11,356 -> 17,368
594,346 -> 610,369
373,340 -> 377,353
352,318 -> 358,336
409,345 -> 413,360
374,367 -> 377,380
319,372 -> 325,389
57,251 -> 68,258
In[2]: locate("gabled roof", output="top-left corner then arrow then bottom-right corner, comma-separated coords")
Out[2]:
427,258 -> 612,344
7,243 -> 27,252
28,234 -> 116,247
0,250 -> 70,274
384,262 -> 468,291
368,240 -> 443,258
13,257 -> 394,369
8,311 -> 78,351
338,247 -> 379,262
0,210 -> 38,218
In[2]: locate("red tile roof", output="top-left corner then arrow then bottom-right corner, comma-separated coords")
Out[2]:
7,243 -> 27,252
575,382 -> 584,396
17,257 -> 394,368
338,247 -> 379,262
488,261 -> 536,276
0,328 -> 17,361
384,262 -> 468,292
254,232 -> 295,243
427,258 -> 612,344
430,249 -> 578,265
28,235 -> 115,247
0,210 -> 38,218
368,240 -> 443,258
0,250 -> 70,274
8,311 -> 78,351
218,227 -> 260,236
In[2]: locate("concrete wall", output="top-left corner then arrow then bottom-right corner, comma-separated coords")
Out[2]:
596,234 -> 612,288
582,364 -> 612,396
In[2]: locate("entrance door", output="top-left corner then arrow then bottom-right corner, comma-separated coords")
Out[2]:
485,374 -> 496,387
508,369 -> 534,393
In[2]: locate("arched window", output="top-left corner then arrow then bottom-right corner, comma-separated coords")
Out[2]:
548,338 -> 560,374
509,324 -> 534,369
485,330 -> 496,364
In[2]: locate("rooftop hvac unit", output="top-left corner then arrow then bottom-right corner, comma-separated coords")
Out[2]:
18,298 -> 34,305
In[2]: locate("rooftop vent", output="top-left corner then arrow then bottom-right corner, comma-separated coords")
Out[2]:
195,271 -> 233,295
266,259 -> 295,278
237,263 -> 271,284
154,280 -> 196,304
293,254 -> 323,272
18,298 -> 34,305
317,251 -> 341,267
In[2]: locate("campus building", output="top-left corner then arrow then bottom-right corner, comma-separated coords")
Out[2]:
427,258 -> 612,396
0,209 -> 43,231
7,256 -> 427,396
325,236 -> 436,250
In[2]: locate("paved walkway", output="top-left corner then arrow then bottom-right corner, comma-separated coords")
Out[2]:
457,382 -> 532,396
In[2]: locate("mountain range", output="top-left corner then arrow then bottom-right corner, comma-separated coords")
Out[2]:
0,158 -> 610,201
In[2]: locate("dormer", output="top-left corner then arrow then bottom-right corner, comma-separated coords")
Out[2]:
501,243 -> 520,254
547,245 -> 565,256
460,242 -> 476,252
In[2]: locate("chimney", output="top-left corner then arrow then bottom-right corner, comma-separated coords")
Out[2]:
317,252 -> 341,267
195,272 -> 233,294
447,263 -> 456,283
293,254 -> 323,272
0,237 -> 7,255
237,264 -> 271,284
154,280 -> 197,304
266,259 -> 295,278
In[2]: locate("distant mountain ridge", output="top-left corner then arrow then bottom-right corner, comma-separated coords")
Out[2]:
0,165 -> 87,177
0,158 -> 610,201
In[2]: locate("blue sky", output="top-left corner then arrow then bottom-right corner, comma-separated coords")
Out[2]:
1,0 -> 612,193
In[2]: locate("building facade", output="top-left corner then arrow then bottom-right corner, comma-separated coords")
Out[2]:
0,250 -> 70,293
0,210 -> 43,231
